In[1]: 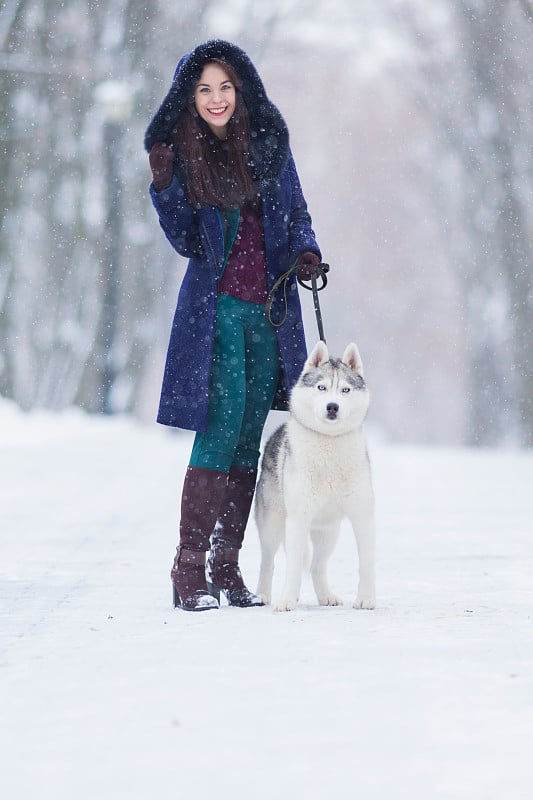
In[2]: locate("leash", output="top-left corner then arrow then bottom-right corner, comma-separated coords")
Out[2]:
265,260 -> 330,343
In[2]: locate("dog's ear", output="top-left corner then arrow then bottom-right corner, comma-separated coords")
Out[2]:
342,343 -> 364,376
305,340 -> 329,370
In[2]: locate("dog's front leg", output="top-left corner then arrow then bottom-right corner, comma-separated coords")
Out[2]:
311,520 -> 343,606
349,504 -> 376,610
274,514 -> 308,612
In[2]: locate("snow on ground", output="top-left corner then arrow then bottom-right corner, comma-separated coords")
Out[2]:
1,399 -> 533,800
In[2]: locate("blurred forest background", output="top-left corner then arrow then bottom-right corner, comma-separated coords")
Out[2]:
1,0 -> 532,447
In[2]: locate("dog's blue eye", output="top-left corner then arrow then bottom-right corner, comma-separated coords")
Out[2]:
317,385 -> 327,391
342,387 -> 351,393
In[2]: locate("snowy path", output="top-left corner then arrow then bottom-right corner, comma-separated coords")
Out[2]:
1,405 -> 533,800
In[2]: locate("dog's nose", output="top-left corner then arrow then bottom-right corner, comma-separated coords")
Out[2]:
327,402 -> 339,418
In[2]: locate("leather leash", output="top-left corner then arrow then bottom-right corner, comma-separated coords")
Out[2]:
265,260 -> 330,343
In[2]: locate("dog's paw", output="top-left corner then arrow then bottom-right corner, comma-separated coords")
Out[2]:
274,597 -> 297,612
354,595 -> 376,610
318,593 -> 343,607
258,593 -> 271,605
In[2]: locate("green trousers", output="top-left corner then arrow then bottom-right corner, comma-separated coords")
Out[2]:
189,293 -> 280,473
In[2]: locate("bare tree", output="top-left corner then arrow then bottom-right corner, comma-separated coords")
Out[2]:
0,0 -> 219,414
392,0 -> 533,445
451,0 -> 533,445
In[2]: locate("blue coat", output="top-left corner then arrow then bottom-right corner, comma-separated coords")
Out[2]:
145,40 -> 321,431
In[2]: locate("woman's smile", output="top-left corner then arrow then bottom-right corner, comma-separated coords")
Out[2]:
207,106 -> 228,117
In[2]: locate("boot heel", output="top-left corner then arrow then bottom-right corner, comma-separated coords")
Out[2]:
173,583 -> 181,608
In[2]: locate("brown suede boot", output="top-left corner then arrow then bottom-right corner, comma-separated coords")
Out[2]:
171,548 -> 218,611
206,466 -> 264,607
171,466 -> 228,612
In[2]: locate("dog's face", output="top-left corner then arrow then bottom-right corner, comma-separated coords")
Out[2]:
290,341 -> 370,436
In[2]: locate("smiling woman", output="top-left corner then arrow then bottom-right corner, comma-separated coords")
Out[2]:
144,40 -> 323,613
194,62 -> 236,139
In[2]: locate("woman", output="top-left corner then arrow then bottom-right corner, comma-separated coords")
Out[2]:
145,40 -> 323,612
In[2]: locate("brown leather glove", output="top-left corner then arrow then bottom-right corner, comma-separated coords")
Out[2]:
149,142 -> 175,191
296,251 -> 321,281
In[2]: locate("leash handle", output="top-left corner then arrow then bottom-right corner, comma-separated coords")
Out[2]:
296,262 -> 329,293
265,261 -> 330,342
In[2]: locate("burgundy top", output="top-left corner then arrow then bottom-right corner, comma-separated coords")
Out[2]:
218,203 -> 268,304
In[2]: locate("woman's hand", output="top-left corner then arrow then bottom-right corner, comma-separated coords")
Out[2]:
296,251 -> 321,281
149,142 -> 175,191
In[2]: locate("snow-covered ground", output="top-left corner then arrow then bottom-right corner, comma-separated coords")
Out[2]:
1,400 -> 533,800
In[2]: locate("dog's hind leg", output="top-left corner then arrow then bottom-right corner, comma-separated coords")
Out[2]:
255,506 -> 284,604
310,520 -> 343,607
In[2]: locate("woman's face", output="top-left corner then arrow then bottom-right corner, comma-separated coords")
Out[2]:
194,62 -> 236,140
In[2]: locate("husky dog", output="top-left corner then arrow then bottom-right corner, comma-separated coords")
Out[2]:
255,341 -> 376,612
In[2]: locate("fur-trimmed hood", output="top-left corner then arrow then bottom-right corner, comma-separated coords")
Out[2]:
144,39 -> 290,188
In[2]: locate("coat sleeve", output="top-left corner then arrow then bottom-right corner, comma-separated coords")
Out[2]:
149,176 -> 203,258
287,153 -> 321,264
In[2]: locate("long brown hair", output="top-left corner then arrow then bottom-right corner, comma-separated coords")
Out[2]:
169,59 -> 254,209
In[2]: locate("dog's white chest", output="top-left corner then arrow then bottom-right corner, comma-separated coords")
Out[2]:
286,423 -> 368,500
